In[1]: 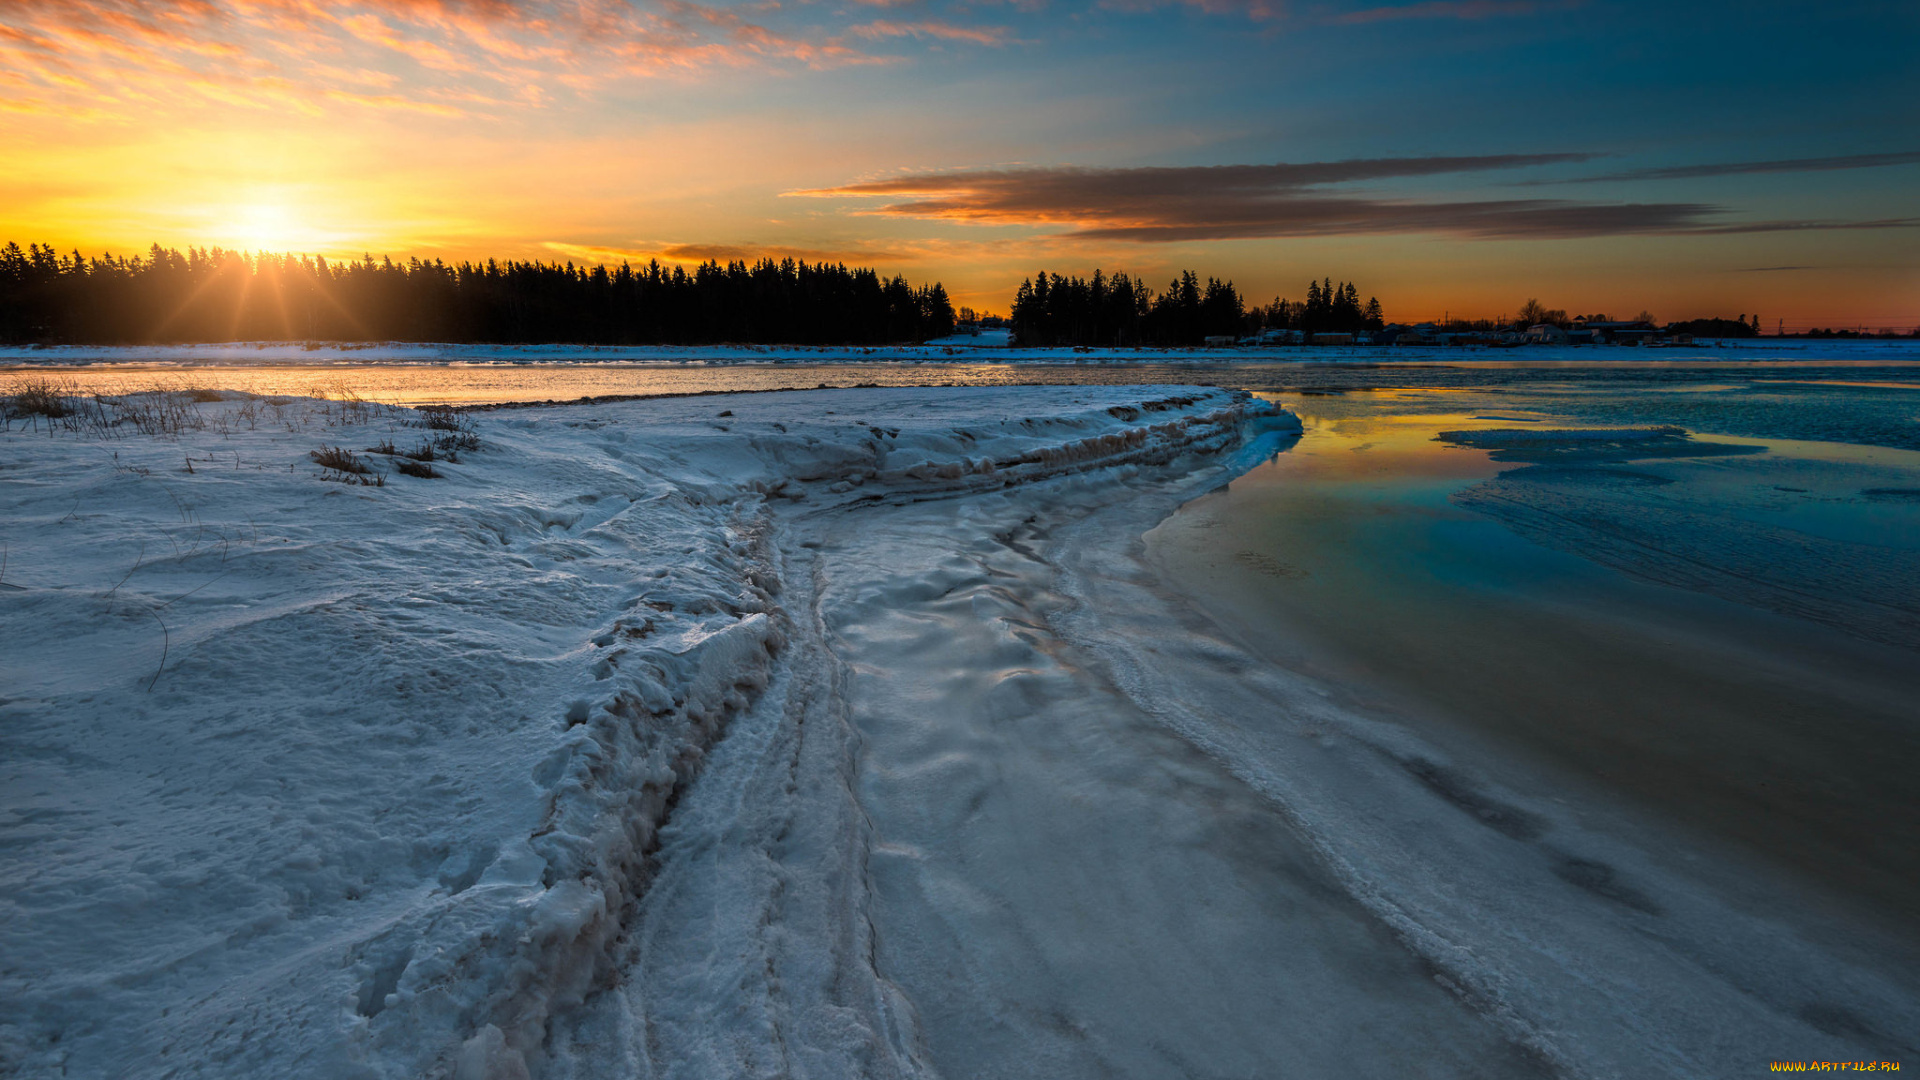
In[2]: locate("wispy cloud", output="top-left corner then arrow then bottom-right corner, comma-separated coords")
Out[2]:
1098,0 -> 1286,23
1105,0 -> 1575,24
1331,0 -> 1578,24
1686,217 -> 1920,235
795,157 -> 1920,240
849,18 -> 1014,44
799,154 -> 1596,202
0,0 -> 925,117
655,241 -> 922,262
542,239 -> 927,265
1560,150 -> 1920,183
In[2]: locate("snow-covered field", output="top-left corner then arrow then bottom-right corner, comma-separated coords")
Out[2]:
0,385 -> 1295,1077
3,382 -> 1914,1078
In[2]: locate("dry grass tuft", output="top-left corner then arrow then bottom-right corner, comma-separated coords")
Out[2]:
10,377 -> 75,419
310,445 -> 370,474
408,406 -> 481,455
310,444 -> 387,485
5,380 -> 401,441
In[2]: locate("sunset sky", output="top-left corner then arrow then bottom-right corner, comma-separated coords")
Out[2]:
4,0 -> 1916,325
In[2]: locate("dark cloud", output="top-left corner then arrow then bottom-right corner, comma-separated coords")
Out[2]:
807,154 -> 1594,204
1064,197 -> 1723,240
1687,217 -> 1920,234
796,157 -> 1744,240
799,157 -> 1920,241
1547,150 -> 1920,184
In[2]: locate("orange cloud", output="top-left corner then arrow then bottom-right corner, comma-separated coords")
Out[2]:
0,0 -> 919,117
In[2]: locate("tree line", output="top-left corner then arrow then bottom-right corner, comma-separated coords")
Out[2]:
1009,270 -> 1383,347
1252,278 -> 1384,337
1516,300 -> 1764,337
0,243 -> 956,345
1667,317 -> 1760,338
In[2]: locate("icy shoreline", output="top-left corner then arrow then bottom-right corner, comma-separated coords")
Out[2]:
7,379 -> 1913,1079
0,385 -> 1293,1078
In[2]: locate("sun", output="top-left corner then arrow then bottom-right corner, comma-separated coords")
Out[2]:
230,203 -> 301,253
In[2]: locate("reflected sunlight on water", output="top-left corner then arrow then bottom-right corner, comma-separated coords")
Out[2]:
6,346 -> 1920,408
1151,384 -> 1920,923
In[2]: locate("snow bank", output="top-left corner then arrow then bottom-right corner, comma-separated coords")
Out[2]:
0,384 -> 1287,1078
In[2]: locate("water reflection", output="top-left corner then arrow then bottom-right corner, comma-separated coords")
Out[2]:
1149,390 -> 1920,926
8,355 -> 1920,418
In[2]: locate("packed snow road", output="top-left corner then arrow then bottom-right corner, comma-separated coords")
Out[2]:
4,383 -> 1912,1079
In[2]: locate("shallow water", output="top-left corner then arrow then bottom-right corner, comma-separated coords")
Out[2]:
1148,386 -> 1920,927
7,341 -> 1920,439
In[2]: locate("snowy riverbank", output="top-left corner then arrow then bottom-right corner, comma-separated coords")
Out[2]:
0,385 -> 1293,1077
4,382 -> 1914,1079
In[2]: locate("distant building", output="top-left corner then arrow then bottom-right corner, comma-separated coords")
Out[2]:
1204,335 -> 1237,348
1525,323 -> 1569,345
1578,320 -> 1658,345
1311,332 -> 1355,345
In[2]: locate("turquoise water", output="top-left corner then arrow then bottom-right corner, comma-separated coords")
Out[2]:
1148,381 -> 1920,925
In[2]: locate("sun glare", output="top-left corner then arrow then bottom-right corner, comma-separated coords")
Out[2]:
230,203 -> 301,253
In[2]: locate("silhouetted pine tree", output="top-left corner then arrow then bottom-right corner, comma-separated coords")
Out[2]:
0,243 -> 957,345
1008,270 -> 1390,345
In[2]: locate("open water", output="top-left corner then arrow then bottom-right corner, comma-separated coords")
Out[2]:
1150,375 -> 1920,931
